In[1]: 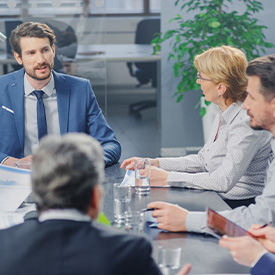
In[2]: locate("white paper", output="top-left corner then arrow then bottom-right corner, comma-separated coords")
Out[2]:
120,169 -> 135,186
0,165 -> 31,211
0,203 -> 36,229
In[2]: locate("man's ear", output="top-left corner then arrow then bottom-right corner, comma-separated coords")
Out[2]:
13,52 -> 23,65
87,185 -> 101,220
272,98 -> 275,118
52,44 -> 55,57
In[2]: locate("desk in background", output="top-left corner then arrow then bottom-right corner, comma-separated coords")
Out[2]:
105,163 -> 250,274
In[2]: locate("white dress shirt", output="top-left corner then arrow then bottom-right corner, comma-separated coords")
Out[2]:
39,208 -> 91,222
186,138 -> 275,233
158,102 -> 272,200
24,74 -> 60,156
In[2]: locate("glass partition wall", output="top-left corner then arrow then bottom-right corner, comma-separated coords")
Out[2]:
0,0 -> 161,160
0,0 -> 108,115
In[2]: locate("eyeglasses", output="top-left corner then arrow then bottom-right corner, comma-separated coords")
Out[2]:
197,72 -> 212,82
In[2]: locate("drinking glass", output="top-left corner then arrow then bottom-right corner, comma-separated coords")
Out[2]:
113,183 -> 131,224
135,159 -> 151,195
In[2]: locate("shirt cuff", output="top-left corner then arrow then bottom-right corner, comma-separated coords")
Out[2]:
185,211 -> 209,233
167,171 -> 194,188
1,156 -> 9,164
250,250 -> 268,268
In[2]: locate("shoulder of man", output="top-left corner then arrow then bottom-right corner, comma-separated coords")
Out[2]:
53,70 -> 90,85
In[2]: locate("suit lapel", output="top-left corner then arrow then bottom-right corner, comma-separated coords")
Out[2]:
10,69 -> 25,151
54,71 -> 70,134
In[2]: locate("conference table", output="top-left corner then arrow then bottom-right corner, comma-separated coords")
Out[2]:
105,163 -> 250,274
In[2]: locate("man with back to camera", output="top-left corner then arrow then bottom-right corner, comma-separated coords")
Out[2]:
0,21 -> 121,167
0,133 -> 160,275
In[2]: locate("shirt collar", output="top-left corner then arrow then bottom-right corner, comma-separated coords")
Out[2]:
24,73 -> 55,97
39,208 -> 91,222
271,138 -> 275,154
218,101 -> 242,124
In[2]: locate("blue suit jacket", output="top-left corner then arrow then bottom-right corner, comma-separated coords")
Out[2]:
0,68 -> 121,166
252,252 -> 275,275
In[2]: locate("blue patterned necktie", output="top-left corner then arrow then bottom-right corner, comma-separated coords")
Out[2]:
33,90 -> 47,140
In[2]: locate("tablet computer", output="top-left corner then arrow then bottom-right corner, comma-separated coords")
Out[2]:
207,208 -> 248,239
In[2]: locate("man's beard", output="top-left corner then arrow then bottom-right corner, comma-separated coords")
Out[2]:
25,62 -> 53,81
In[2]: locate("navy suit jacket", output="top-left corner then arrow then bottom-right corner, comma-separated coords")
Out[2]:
0,68 -> 121,166
252,252 -> 275,275
0,219 -> 161,275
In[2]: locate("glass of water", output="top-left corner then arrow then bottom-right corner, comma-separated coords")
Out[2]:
113,183 -> 131,224
158,246 -> 182,275
125,211 -> 145,234
135,159 -> 151,195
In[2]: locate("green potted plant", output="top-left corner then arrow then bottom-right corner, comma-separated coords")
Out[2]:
153,0 -> 275,116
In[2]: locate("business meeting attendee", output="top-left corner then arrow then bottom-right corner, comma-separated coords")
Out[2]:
146,55 -> 275,235
219,225 -> 275,275
121,45 -> 272,208
0,133 -> 160,275
0,21 -> 121,167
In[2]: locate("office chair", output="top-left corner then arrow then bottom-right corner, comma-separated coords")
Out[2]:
127,18 -> 160,119
4,19 -> 77,73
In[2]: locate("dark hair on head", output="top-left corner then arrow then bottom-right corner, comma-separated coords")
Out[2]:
9,21 -> 56,57
246,55 -> 275,102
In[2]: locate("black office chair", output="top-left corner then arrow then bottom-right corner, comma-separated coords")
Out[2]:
127,18 -> 160,119
4,19 -> 77,73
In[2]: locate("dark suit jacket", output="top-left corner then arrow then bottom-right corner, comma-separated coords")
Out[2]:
0,68 -> 121,166
0,219 -> 161,275
251,252 -> 275,275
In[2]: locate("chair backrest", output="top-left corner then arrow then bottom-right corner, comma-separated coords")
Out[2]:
135,18 -> 160,45
133,18 -> 160,87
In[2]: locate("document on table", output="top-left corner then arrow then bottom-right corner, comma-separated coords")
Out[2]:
120,169 -> 169,187
0,203 -> 35,230
0,165 -> 31,212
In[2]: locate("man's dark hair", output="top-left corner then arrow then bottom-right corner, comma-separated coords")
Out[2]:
31,133 -> 104,214
9,21 -> 56,57
246,55 -> 275,101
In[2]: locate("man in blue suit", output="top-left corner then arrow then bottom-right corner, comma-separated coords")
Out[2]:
0,133 -> 161,275
0,21 -> 121,167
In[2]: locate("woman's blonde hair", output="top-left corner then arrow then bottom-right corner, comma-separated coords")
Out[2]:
194,45 -> 248,103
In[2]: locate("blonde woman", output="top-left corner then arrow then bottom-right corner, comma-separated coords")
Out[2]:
121,46 -> 272,209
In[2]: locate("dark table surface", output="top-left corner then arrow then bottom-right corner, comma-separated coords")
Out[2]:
105,163 -> 250,274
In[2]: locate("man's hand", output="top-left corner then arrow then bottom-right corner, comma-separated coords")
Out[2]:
2,155 -> 33,167
249,225 -> 275,253
147,201 -> 188,232
176,264 -> 192,275
219,236 -> 267,267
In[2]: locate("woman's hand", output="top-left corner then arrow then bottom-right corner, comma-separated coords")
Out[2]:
150,166 -> 169,186
120,157 -> 159,170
